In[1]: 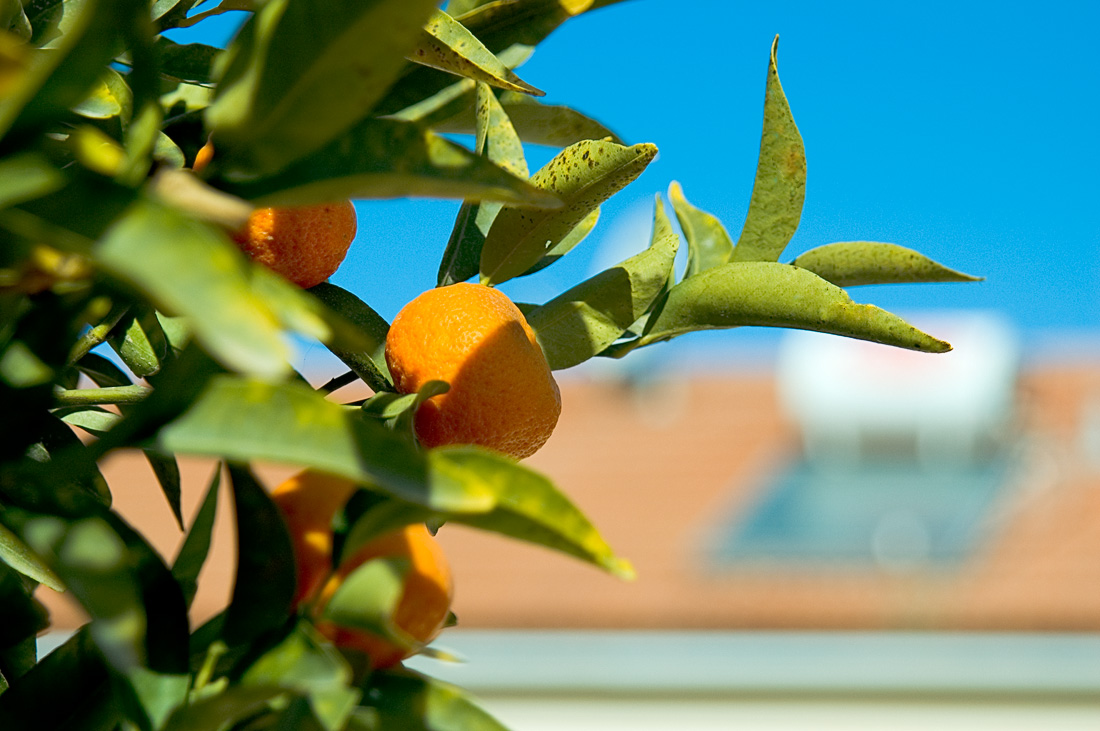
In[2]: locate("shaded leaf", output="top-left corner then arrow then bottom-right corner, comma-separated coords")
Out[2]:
215,117 -> 560,209
437,82 -> 528,287
154,37 -> 220,84
224,464 -> 297,646
480,139 -> 657,285
366,667 -> 508,731
0,629 -> 118,731
73,67 -> 132,121
430,447 -> 635,578
59,406 -> 121,437
108,307 -> 170,379
0,561 -> 47,660
171,465 -> 220,609
0,152 -> 65,209
790,241 -> 983,287
731,36 -> 806,263
455,0 -> 595,54
640,261 -> 952,353
0,0 -> 144,139
156,376 -> 495,513
143,449 -> 184,531
75,352 -> 131,388
161,685 -> 287,731
241,623 -> 360,731
435,91 -> 623,147
0,516 -> 62,590
518,205 -> 599,277
410,9 -> 543,96
308,282 -> 393,393
318,558 -> 410,651
669,180 -> 733,277
526,195 -> 678,370
207,0 -> 439,177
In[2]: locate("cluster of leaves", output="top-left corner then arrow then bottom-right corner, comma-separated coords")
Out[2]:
0,0 -> 977,729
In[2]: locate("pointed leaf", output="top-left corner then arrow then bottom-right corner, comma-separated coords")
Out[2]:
96,198 -> 293,379
171,465 -> 220,609
206,0 -> 439,177
0,0 -> 145,139
0,561 -> 48,650
731,36 -> 806,263
107,307 -> 170,379
214,117 -> 560,209
224,464 -> 297,646
526,195 -> 678,370
517,206 -> 599,277
430,447 -> 634,578
410,10 -> 543,96
156,376 -> 495,513
790,241 -> 983,287
641,261 -> 951,353
669,181 -> 733,277
437,83 -> 528,286
480,139 -> 657,285
454,0 -> 594,54
0,152 -> 65,209
318,557 -> 410,651
366,667 -> 509,731
433,91 -> 623,147
0,517 -> 62,590
308,282 -> 393,393
154,37 -> 220,84
143,449 -> 184,530
241,623 -> 360,731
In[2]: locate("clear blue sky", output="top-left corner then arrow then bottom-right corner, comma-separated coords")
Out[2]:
180,1 -> 1100,365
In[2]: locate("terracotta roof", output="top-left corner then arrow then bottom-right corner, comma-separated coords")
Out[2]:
38,365 -> 1100,631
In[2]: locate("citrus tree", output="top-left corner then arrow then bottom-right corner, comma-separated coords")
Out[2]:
0,1 -> 979,729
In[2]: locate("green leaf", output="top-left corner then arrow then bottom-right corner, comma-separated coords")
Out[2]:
308,282 -> 393,393
73,67 -> 133,122
0,0 -> 144,139
0,152 -> 65,210
18,513 -> 146,672
171,465 -> 220,609
76,352 -> 132,387
516,206 -> 599,277
155,376 -> 495,513
437,82 -> 528,287
59,406 -> 122,437
366,667 -> 509,731
526,195 -> 678,370
410,9 -> 543,96
669,181 -> 733,277
435,91 -> 624,148
430,447 -> 635,579
0,544 -> 52,648
480,139 -> 657,285
454,0 -> 594,54
214,117 -> 560,209
731,36 -> 806,263
160,685 -> 288,731
639,261 -> 952,353
361,381 -> 449,441
144,448 -> 184,531
108,307 -> 170,379
0,629 -> 118,730
241,623 -> 360,731
224,464 -> 297,646
154,37 -> 220,84
206,0 -> 439,177
96,198 -> 360,380
789,241 -> 983,287
318,558 -> 411,650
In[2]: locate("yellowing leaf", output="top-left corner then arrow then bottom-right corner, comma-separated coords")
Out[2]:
731,36 -> 806,263
790,241 -> 982,287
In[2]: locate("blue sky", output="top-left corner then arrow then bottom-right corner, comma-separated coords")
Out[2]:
181,1 -> 1100,367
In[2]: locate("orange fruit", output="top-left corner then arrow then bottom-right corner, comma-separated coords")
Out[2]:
232,201 -> 357,289
385,282 -> 561,459
270,470 -> 357,608
313,523 -> 454,670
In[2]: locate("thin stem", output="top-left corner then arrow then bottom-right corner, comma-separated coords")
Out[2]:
318,369 -> 359,394
68,302 -> 130,365
53,385 -> 151,407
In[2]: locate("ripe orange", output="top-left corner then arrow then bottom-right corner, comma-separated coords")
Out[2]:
190,139 -> 356,289
270,470 -> 357,608
232,201 -> 357,289
313,523 -> 454,670
385,282 -> 561,459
